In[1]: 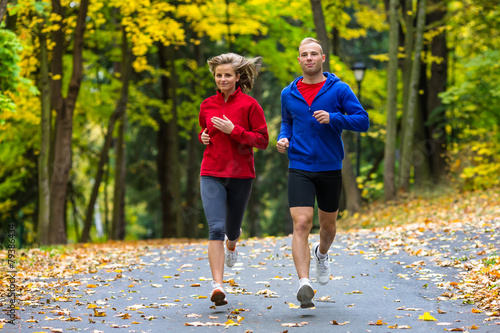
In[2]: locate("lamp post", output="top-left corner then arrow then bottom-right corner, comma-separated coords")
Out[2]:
352,62 -> 366,177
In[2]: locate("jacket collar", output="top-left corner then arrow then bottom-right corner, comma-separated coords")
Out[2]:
290,72 -> 339,100
217,86 -> 242,103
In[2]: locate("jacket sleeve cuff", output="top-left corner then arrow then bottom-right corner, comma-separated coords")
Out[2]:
330,112 -> 342,126
230,124 -> 244,139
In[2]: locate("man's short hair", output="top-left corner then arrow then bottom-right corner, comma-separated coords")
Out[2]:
299,37 -> 324,54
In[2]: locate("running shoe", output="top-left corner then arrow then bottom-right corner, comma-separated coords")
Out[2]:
210,281 -> 227,306
296,278 -> 315,308
312,242 -> 330,285
225,237 -> 238,267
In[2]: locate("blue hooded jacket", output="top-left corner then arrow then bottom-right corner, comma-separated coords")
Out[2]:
278,72 -> 369,172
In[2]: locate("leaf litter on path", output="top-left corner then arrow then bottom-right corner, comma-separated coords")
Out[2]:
1,189 -> 499,331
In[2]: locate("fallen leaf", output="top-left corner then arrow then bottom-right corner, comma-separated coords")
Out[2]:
185,313 -> 202,318
282,322 -> 308,327
418,312 -> 436,321
93,309 -> 106,317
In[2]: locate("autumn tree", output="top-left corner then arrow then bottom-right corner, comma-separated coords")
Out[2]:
47,0 -> 91,244
383,0 -> 399,201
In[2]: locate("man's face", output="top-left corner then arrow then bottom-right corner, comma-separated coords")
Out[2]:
298,42 -> 325,76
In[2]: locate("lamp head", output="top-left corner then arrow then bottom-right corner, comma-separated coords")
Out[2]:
352,62 -> 366,82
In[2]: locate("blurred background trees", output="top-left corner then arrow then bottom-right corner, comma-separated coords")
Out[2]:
0,0 -> 498,246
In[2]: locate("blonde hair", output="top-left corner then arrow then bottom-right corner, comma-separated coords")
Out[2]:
299,37 -> 324,54
207,53 -> 262,93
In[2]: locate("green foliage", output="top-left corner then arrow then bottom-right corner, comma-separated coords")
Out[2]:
440,50 -> 500,129
0,29 -> 22,91
0,29 -> 23,121
439,51 -> 500,191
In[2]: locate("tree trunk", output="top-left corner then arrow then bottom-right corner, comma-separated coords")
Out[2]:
0,0 -> 8,25
48,0 -> 89,244
158,43 -> 182,238
37,27 -> 51,246
246,72 -> 264,237
112,109 -> 127,240
82,27 -> 130,242
48,0 -> 66,245
400,0 -> 414,153
183,43 -> 203,238
399,0 -> 427,192
310,0 -> 330,72
426,1 -> 448,182
384,0 -> 399,201
331,27 -> 343,61
414,62 -> 432,187
342,134 -> 361,213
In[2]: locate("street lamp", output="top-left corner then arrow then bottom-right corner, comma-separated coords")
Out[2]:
352,62 -> 366,177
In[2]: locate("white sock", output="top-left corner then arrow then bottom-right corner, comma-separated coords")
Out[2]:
299,278 -> 311,285
316,246 -> 327,259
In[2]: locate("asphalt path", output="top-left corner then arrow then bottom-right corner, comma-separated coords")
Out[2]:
9,219 -> 500,332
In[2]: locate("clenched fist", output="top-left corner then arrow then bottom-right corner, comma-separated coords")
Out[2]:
276,138 -> 289,153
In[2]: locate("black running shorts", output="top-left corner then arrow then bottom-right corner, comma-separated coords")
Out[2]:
288,168 -> 342,213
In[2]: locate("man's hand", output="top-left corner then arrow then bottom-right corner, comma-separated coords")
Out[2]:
313,110 -> 330,124
212,115 -> 234,134
201,128 -> 210,145
276,138 -> 289,153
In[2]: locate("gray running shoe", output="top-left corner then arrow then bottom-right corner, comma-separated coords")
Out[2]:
296,278 -> 315,308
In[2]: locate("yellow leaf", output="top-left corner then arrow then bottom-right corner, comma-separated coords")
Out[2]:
418,312 -> 437,321
52,74 -> 62,80
471,308 -> 482,313
225,319 -> 240,326
288,302 -> 300,309
93,309 -> 106,317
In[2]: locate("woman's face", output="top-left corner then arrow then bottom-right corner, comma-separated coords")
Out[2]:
214,64 -> 240,96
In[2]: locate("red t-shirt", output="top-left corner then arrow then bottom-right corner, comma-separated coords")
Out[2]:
297,79 -> 326,106
198,88 -> 269,179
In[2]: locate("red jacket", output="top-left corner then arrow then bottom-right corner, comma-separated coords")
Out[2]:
198,88 -> 269,179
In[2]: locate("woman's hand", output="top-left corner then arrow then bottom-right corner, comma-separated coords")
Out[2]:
212,115 -> 235,134
201,128 -> 210,145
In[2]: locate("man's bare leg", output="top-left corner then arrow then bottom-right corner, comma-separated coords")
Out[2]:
290,207 -> 314,279
317,209 -> 338,255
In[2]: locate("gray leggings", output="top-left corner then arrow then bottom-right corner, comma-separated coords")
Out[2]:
200,176 -> 253,241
